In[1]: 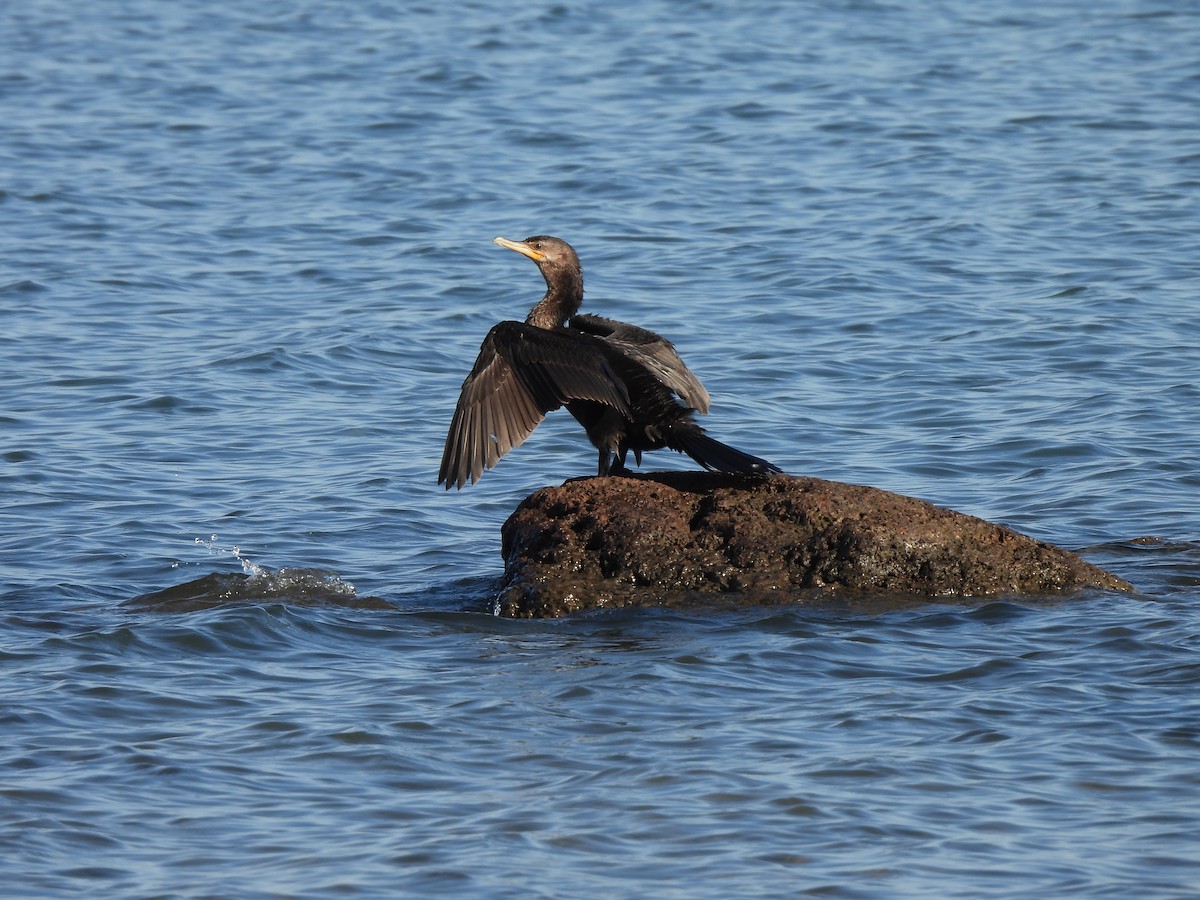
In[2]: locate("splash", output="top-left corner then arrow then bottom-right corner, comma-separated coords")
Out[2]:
127,536 -> 388,611
190,534 -> 364,600
193,534 -> 359,594
195,534 -> 267,578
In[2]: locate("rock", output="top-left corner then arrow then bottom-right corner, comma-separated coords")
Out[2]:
497,472 -> 1133,617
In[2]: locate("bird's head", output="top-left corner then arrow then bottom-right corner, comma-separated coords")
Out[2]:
494,235 -> 585,325
494,235 -> 582,286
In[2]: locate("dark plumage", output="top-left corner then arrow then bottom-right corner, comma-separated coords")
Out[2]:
437,235 -> 781,489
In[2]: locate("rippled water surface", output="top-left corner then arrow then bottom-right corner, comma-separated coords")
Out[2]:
3,1 -> 1199,896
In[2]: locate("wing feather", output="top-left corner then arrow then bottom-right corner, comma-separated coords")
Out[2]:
481,400 -> 498,469
438,321 -> 633,489
569,313 -> 711,414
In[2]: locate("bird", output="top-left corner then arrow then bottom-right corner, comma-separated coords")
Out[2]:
437,235 -> 781,489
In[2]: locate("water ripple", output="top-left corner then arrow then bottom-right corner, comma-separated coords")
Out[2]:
2,0 -> 1199,896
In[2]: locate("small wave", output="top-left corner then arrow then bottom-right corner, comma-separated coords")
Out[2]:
127,569 -> 395,612
128,536 -> 393,611
0,279 -> 48,294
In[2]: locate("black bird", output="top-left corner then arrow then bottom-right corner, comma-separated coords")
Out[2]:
437,235 -> 781,489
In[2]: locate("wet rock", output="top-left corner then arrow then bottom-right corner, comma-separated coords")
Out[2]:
498,472 -> 1133,618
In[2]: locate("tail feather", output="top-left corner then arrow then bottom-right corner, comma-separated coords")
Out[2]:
674,428 -> 782,475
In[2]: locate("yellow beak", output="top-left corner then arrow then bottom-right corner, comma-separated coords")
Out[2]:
493,236 -> 545,262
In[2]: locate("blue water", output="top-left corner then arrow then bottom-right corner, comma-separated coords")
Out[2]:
3,0 -> 1199,895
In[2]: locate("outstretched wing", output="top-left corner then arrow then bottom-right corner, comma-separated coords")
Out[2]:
438,322 -> 632,489
570,313 -> 711,414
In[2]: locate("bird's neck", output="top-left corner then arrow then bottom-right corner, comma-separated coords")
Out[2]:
525,269 -> 583,329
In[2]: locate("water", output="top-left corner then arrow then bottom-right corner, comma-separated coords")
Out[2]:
2,0 -> 1199,895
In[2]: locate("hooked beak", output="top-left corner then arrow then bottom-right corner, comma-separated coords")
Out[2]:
493,236 -> 545,262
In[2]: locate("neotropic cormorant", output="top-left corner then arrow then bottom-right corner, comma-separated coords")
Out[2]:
437,235 -> 781,489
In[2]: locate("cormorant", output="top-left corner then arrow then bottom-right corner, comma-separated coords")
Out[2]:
437,235 -> 781,489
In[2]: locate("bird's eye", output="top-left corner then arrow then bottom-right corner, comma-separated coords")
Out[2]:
533,242 -> 542,249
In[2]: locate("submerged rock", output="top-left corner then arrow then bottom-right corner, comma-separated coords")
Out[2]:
498,472 -> 1133,618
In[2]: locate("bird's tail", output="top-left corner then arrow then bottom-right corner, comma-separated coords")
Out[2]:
673,427 -> 782,476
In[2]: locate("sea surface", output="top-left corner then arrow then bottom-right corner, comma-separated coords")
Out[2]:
3,1 -> 1199,896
